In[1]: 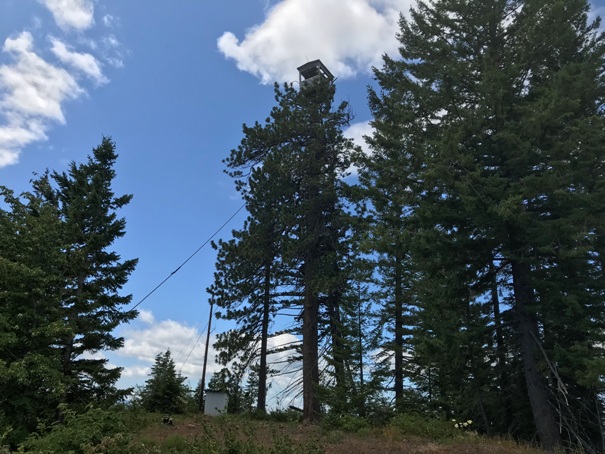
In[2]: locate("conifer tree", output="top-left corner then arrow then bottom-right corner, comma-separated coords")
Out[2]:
368,0 -> 605,450
0,186 -> 67,444
355,134 -> 420,411
0,137 -> 136,441
222,78 -> 356,422
140,350 -> 189,414
38,137 -> 138,406
209,145 -> 298,413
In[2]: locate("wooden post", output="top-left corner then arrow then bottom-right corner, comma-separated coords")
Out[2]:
199,299 -> 214,412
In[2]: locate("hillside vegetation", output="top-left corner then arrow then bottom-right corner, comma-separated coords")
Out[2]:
2,408 -> 541,454
2,0 -> 605,452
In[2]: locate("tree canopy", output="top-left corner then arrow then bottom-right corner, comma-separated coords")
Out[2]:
210,1 -> 605,451
0,137 -> 137,445
138,350 -> 190,414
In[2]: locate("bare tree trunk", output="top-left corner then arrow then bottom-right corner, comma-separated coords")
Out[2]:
394,250 -> 404,410
257,262 -> 271,413
511,259 -> 561,452
327,287 -> 346,413
490,261 -> 512,431
357,284 -> 366,417
302,254 -> 320,422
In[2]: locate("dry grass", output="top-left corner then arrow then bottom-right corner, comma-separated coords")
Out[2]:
133,414 -> 541,454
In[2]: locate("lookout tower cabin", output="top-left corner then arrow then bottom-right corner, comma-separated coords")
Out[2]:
297,59 -> 334,87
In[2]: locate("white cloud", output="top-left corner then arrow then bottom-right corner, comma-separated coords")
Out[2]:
114,311 -> 303,407
343,120 -> 374,176
79,350 -> 106,360
0,32 -> 84,166
100,35 -> 125,68
0,118 -> 46,166
32,16 -> 43,31
138,309 -> 155,325
217,0 -> 411,84
102,14 -> 116,28
345,121 -> 373,157
50,37 -> 108,85
589,4 -> 605,28
122,366 -> 151,378
119,319 -> 200,363
41,0 -> 95,31
0,32 -> 82,121
102,35 -> 120,49
265,333 -> 302,407
117,318 -> 215,380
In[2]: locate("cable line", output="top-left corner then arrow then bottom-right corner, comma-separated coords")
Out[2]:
128,203 -> 245,312
174,316 -> 205,366
178,319 -> 208,376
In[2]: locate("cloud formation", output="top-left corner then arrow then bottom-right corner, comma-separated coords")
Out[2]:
41,0 -> 95,31
50,37 -> 107,85
118,319 -> 207,376
0,32 -> 83,166
344,121 -> 373,156
0,1 -> 122,167
114,311 -> 302,406
138,309 -> 155,325
218,0 -> 411,84
102,14 -> 116,28
343,120 -> 374,176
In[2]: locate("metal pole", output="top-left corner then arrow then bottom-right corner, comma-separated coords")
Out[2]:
199,299 -> 214,412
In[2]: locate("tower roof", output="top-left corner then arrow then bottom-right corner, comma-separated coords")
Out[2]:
297,59 -> 334,82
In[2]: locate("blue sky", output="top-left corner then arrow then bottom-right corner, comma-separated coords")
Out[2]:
1,0 -> 604,407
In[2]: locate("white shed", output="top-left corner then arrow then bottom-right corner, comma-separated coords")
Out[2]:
204,390 -> 228,416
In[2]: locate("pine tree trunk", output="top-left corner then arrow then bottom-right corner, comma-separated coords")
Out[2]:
490,261 -> 512,431
328,280 -> 346,413
511,259 -> 561,452
394,250 -> 404,410
302,253 -> 320,422
60,272 -> 85,409
301,117 -> 324,423
257,262 -> 271,413
357,286 -> 366,417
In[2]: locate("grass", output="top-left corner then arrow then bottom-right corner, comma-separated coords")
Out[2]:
126,412 -> 541,454
8,409 -> 542,453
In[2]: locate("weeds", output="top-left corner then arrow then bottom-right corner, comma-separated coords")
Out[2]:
321,414 -> 368,433
8,409 -> 542,453
389,413 -> 458,440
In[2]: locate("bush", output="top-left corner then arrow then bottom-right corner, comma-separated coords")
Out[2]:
270,431 -> 324,454
265,408 -> 300,423
162,434 -> 189,452
389,413 -> 458,440
21,405 -> 126,454
321,414 -> 368,433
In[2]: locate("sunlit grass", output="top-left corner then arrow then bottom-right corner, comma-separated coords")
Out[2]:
11,409 -> 543,453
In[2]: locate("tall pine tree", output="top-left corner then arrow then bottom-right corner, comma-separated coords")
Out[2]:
222,74 -> 356,422
0,137 -> 137,442
38,137 -> 138,407
368,0 -> 605,450
0,185 -> 67,444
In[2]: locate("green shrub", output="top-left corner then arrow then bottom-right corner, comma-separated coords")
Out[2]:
119,409 -> 159,433
162,434 -> 188,452
81,434 -> 132,454
321,414 -> 368,433
269,431 -> 323,454
266,409 -> 300,423
21,405 -> 126,454
389,413 -> 457,440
